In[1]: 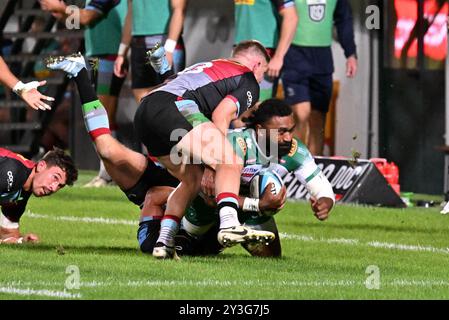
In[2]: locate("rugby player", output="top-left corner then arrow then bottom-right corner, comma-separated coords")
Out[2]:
0,148 -> 77,244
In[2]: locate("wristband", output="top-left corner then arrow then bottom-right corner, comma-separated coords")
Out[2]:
118,43 -> 129,56
0,213 -> 19,229
12,81 -> 40,97
164,39 -> 177,53
242,197 -> 260,213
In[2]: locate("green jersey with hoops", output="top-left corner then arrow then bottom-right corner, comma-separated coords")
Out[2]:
293,0 -> 337,47
132,0 -> 171,36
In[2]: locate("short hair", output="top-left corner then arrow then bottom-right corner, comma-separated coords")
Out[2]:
243,98 -> 293,128
232,40 -> 271,63
41,147 -> 78,186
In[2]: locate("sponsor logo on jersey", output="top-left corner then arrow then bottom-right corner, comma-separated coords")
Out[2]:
235,0 -> 255,5
236,137 -> 247,155
288,139 -> 298,157
246,91 -> 253,108
307,0 -> 326,22
6,171 -> 13,192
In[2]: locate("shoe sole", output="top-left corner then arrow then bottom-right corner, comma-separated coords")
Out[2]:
219,231 -> 275,248
152,247 -> 180,260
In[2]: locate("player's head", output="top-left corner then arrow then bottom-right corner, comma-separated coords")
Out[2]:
232,40 -> 270,83
244,99 -> 295,157
31,147 -> 78,197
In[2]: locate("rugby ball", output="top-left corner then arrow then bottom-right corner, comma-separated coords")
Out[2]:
249,168 -> 284,199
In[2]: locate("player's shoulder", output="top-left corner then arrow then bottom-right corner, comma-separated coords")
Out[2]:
228,128 -> 252,154
281,138 -> 313,166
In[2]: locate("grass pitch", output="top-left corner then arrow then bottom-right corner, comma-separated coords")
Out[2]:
1,172 -> 448,300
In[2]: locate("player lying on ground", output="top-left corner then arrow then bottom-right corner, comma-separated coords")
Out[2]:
174,99 -> 335,257
45,49 -> 275,259
0,148 -> 77,244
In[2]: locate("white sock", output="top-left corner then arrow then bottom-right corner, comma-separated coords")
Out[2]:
219,207 -> 240,229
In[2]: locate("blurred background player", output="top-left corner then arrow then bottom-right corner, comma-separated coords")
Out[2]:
234,0 -> 298,102
40,0 -> 128,187
114,0 -> 187,103
0,147 -> 77,244
175,99 -> 335,257
281,0 -> 357,155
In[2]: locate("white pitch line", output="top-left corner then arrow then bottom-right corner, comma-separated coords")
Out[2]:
26,212 -> 449,255
27,212 -> 137,226
3,279 -> 449,289
0,286 -> 81,299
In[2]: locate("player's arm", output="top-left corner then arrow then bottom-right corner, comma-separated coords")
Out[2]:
267,0 -> 298,78
0,57 -> 54,111
114,0 -> 132,78
0,207 -> 39,244
165,0 -> 187,66
39,0 -> 103,26
290,146 -> 335,220
211,96 -> 239,135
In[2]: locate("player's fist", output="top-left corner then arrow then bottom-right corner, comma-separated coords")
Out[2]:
310,197 -> 333,221
259,183 -> 287,215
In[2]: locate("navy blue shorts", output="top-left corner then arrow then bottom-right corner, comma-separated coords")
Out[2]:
282,45 -> 334,113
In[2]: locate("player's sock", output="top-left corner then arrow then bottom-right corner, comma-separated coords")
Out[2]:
156,215 -> 181,247
73,69 -> 110,140
137,216 -> 163,253
216,192 -> 240,229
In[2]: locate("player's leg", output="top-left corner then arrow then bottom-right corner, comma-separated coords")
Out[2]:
291,101 -> 311,145
45,54 -> 147,190
86,56 -> 125,186
308,73 -> 333,156
242,217 -> 281,257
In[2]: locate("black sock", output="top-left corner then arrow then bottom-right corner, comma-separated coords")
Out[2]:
73,68 -> 97,104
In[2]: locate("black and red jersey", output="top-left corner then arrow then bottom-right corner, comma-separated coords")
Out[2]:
154,59 -> 260,119
0,148 -> 35,222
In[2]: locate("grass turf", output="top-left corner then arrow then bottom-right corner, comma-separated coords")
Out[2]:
1,172 -> 448,300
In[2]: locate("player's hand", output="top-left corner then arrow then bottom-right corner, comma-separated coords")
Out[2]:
310,196 -> 333,221
19,81 -> 54,111
346,55 -> 358,78
39,0 -> 65,12
0,233 -> 39,244
259,183 -> 287,214
201,168 -> 215,198
114,55 -> 128,78
267,54 -> 283,78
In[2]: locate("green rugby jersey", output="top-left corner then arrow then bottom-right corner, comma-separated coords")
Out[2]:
84,0 -> 127,56
132,0 -> 171,36
293,0 -> 337,47
234,0 -> 295,49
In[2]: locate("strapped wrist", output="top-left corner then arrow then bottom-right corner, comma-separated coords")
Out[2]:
118,43 -> 129,56
242,197 -> 260,213
164,39 -> 177,53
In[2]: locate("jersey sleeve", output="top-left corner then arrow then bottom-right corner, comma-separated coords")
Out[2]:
281,139 -> 321,185
271,0 -> 296,11
1,195 -> 30,223
85,0 -> 121,15
226,73 -> 260,117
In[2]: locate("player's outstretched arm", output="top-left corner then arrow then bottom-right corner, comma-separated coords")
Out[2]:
39,0 -> 102,26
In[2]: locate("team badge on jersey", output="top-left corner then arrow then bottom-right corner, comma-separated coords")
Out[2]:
236,137 -> 247,155
307,0 -> 326,22
288,139 -> 298,157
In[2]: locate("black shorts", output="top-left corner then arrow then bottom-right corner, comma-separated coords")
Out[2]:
282,45 -> 334,113
123,159 -> 179,207
134,91 -> 195,157
130,35 -> 186,89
